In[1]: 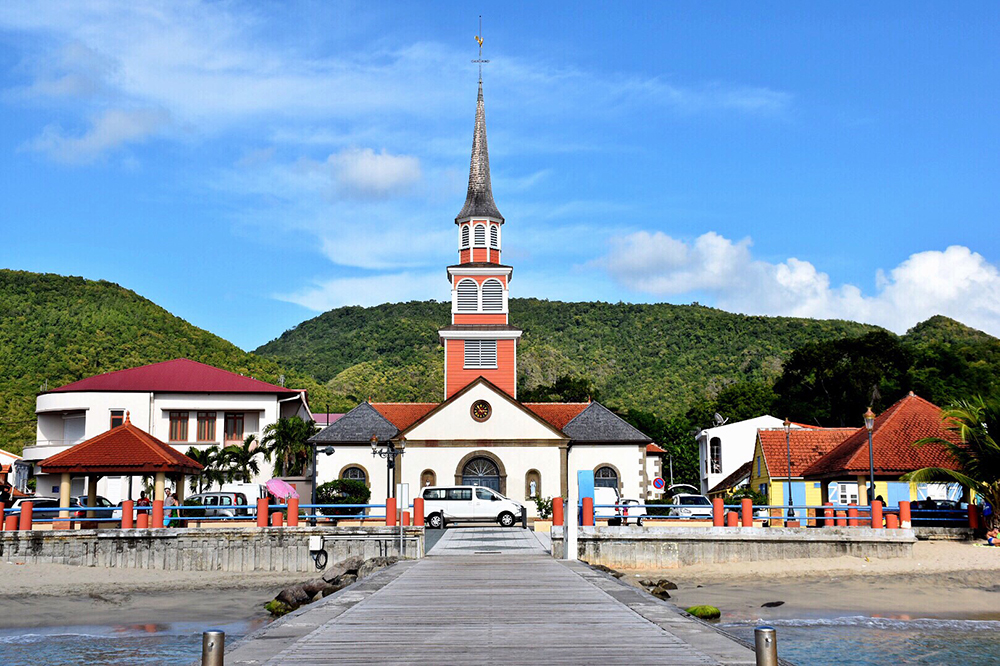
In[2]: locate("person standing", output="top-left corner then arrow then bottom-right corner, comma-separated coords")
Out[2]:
164,490 -> 178,527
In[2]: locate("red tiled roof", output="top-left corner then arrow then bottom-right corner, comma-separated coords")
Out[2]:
523,403 -> 589,430
646,443 -> 667,454
759,427 -> 857,479
40,418 -> 204,474
371,403 -> 438,431
708,460 -> 753,495
802,393 -> 962,478
47,358 -> 301,395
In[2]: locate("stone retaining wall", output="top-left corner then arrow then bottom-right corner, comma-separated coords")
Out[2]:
0,527 -> 424,572
550,526 -> 915,569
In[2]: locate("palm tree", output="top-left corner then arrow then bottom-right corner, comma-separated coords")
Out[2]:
261,417 -> 314,477
185,445 -> 224,493
222,434 -> 265,483
903,396 -> 1000,530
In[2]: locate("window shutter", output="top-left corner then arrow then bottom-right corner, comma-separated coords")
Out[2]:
456,279 -> 478,311
474,224 -> 486,246
461,225 -> 470,248
481,279 -> 503,311
464,340 -> 497,368
490,225 -> 498,248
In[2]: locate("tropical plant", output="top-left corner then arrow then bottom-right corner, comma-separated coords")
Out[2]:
533,496 -> 553,519
181,497 -> 206,519
315,479 -> 371,516
185,445 -> 225,493
722,486 -> 767,507
262,417 -> 315,477
902,396 -> 1000,530
221,434 -> 265,483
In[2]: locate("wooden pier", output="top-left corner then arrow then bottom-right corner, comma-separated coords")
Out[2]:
226,527 -> 756,665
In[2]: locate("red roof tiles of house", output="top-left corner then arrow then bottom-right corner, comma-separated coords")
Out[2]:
758,427 -> 857,479
646,443 -> 667,454
46,358 -> 301,395
802,393 -> 961,479
40,416 -> 204,474
371,403 -> 439,431
523,403 -> 590,430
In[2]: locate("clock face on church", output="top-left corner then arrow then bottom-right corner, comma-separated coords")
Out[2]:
471,400 -> 492,422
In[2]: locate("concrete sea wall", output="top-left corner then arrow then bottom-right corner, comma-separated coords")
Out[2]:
0,526 -> 424,572
550,526 -> 916,569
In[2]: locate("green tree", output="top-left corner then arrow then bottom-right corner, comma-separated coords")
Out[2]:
686,380 -> 778,430
315,479 -> 371,516
221,434 -> 265,483
618,409 -> 699,487
519,375 -> 601,403
185,445 -> 224,493
902,396 -> 1000,530
262,416 -> 315,477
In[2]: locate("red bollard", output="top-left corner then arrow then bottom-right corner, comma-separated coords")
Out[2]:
151,500 -> 164,528
886,513 -> 899,529
726,510 -> 738,527
741,498 -> 753,527
0,502 -> 5,530
552,498 -> 564,526
871,500 -> 883,529
836,510 -> 847,527
413,497 -> 424,527
18,501 -> 33,531
4,514 -> 17,531
582,497 -> 595,526
848,503 -> 859,527
401,510 -> 411,527
712,497 -> 724,527
287,497 -> 299,527
256,497 -> 269,528
271,510 -> 284,527
385,497 -> 397,527
899,500 -> 911,528
968,504 -> 979,530
137,511 -> 149,528
121,500 -> 134,529
823,502 -> 835,528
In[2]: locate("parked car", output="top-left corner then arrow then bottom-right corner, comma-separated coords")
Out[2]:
667,494 -> 713,518
420,485 -> 524,528
187,492 -> 250,518
9,496 -> 84,518
220,483 -> 268,500
74,495 -> 114,510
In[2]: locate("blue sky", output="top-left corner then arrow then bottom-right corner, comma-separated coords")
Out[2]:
1,2 -> 999,349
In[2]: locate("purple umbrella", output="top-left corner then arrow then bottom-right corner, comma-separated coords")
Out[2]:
266,478 -> 299,500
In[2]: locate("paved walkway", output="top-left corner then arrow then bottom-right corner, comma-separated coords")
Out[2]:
227,527 -> 755,665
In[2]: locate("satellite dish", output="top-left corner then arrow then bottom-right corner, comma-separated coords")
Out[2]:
713,413 -> 729,426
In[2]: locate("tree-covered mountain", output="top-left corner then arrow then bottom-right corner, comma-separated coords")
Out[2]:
0,270 -> 336,455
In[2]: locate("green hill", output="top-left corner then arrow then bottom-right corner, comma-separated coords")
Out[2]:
255,299 -> 880,414
0,270 -> 336,455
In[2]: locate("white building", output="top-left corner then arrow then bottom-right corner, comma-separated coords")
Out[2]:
696,415 -> 805,495
23,358 -> 310,502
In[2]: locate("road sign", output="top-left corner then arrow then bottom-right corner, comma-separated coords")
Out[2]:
652,477 -> 666,490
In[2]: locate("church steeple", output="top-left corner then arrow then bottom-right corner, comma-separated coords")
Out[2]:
456,79 -> 503,223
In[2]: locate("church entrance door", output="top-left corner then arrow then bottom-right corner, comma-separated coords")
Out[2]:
462,457 -> 501,492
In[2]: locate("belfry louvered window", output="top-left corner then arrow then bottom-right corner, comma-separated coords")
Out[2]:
481,279 -> 503,311
490,225 -> 498,248
461,225 -> 470,248
456,279 -> 479,311
474,224 -> 486,247
464,339 -> 498,368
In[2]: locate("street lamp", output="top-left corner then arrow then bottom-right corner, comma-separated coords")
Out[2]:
784,417 -> 795,519
371,435 -> 405,497
309,444 -> 335,525
864,407 -> 876,506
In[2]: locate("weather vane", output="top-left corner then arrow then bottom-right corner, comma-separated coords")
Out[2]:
472,15 -> 489,80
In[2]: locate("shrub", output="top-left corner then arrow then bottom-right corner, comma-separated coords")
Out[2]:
534,496 -> 553,519
644,498 -> 673,516
721,486 -> 767,507
315,479 -> 371,516
182,498 -> 206,518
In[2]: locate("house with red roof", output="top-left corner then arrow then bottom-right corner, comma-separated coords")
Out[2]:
24,358 -> 310,502
309,82 -> 656,517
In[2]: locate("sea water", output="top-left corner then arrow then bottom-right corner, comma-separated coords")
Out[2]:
0,618 -> 269,665
722,616 -> 1000,665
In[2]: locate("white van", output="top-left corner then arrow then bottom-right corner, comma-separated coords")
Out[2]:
420,486 -> 524,529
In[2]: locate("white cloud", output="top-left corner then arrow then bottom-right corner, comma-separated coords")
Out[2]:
328,147 -> 421,199
600,231 -> 1000,336
25,108 -> 168,163
277,271 -> 444,311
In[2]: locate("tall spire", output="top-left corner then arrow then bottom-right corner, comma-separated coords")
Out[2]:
456,79 -> 503,223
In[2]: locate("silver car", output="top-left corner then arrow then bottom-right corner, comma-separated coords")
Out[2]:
187,492 -> 250,517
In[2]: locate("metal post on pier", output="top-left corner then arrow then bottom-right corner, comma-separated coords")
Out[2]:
201,629 -> 225,666
754,626 -> 778,666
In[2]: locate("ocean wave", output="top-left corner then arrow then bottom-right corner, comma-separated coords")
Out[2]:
721,616 -> 1000,632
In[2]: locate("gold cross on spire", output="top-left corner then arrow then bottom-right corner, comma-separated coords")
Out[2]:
472,15 -> 490,81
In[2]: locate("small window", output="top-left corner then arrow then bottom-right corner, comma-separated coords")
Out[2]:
169,412 -> 189,442
224,413 -> 244,441
446,488 -> 472,501
423,488 -> 445,500
481,279 -> 503,311
341,466 -> 367,484
595,466 -> 618,489
204,496 -> 219,506
456,279 -> 478,311
197,412 -> 216,442
757,457 -> 761,476
464,339 -> 497,368
710,437 -> 722,474
220,495 -> 233,506
461,224 -> 470,248
476,488 -> 494,500
474,224 -> 486,246
110,410 -> 125,429
490,225 -> 498,248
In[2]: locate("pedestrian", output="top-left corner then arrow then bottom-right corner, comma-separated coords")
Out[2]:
164,490 -> 178,527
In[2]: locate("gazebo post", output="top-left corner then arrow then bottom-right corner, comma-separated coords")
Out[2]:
154,472 -> 166,502
177,474 -> 186,503
87,475 -> 100,519
58,473 -> 72,527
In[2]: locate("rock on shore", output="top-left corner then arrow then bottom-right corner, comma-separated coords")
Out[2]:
267,556 -> 398,616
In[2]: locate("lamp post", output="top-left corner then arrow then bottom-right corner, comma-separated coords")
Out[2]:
784,417 -> 795,519
864,407 -> 876,506
310,444 -> 335,505
371,435 -> 405,497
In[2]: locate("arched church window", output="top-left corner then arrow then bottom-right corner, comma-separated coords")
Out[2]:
481,279 -> 503,311
595,465 -> 619,489
490,225 -> 498,248
474,223 -> 486,247
456,279 -> 479,311
341,466 -> 367,485
710,437 -> 722,474
461,224 -> 470,248
462,457 -> 500,491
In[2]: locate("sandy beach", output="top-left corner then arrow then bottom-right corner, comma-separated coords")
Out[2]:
620,541 -> 1000,621
0,563 -> 307,629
